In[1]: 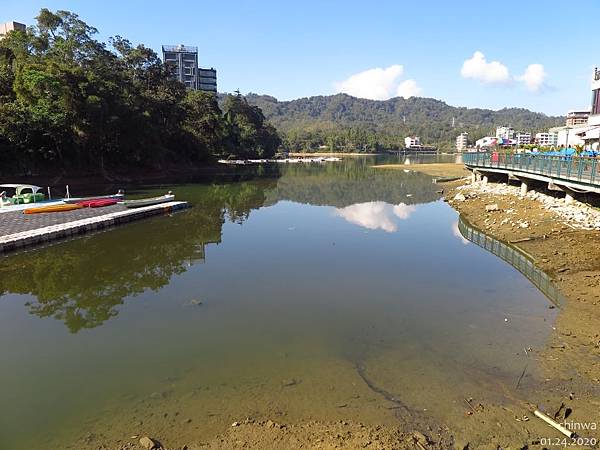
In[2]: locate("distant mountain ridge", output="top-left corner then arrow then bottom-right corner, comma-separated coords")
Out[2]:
238,93 -> 564,151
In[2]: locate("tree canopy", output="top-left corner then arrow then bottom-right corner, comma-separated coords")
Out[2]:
0,9 -> 281,176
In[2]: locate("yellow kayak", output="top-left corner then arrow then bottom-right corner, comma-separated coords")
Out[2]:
24,204 -> 83,214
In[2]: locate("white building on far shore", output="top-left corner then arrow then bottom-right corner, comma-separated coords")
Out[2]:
535,132 -> 558,147
404,136 -> 421,148
565,110 -> 589,127
549,126 -> 586,147
496,126 -> 514,140
456,132 -> 468,151
515,132 -> 531,145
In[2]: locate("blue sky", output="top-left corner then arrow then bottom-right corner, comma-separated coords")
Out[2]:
3,0 -> 598,115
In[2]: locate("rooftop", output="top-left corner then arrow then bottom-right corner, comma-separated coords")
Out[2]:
162,44 -> 198,53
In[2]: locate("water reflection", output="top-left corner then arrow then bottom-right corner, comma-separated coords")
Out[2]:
268,160 -> 441,207
0,179 -> 278,332
452,220 -> 470,245
457,215 -> 564,306
335,202 -> 416,232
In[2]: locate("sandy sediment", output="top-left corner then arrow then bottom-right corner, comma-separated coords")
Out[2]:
372,163 -> 469,178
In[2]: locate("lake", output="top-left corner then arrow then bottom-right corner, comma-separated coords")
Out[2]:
0,156 -> 558,449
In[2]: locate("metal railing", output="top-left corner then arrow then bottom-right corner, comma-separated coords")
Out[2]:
458,216 -> 563,307
463,152 -> 600,186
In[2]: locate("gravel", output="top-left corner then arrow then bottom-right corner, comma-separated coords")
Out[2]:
456,181 -> 600,230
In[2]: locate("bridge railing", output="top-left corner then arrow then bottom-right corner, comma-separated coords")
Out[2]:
463,152 -> 600,185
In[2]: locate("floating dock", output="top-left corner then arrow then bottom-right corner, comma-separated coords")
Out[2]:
0,201 -> 189,254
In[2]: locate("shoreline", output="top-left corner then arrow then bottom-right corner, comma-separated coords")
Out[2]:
442,176 -> 600,444
289,152 -> 378,156
372,162 -> 468,178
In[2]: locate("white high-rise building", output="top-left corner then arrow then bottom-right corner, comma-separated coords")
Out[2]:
162,44 -> 217,92
456,132 -> 468,151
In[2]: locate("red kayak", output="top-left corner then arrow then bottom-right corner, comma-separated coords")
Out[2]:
76,199 -> 118,208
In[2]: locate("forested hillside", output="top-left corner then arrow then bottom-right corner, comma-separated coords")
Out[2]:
244,93 -> 564,151
0,9 -> 280,176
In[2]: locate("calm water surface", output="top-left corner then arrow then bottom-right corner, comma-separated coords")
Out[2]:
0,156 -> 558,449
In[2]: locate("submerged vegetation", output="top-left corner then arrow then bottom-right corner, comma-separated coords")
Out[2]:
0,9 -> 281,176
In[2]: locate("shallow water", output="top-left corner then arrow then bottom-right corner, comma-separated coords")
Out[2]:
0,157 -> 558,449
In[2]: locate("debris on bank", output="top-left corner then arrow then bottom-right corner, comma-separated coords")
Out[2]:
451,180 -> 600,230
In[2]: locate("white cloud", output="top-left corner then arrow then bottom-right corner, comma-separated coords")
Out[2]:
460,51 -> 511,85
516,64 -> 547,93
334,65 -> 422,100
335,201 -> 416,232
396,79 -> 422,98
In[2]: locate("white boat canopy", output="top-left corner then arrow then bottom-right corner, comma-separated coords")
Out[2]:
0,184 -> 43,195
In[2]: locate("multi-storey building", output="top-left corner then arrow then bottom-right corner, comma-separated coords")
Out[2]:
535,132 -> 558,147
515,132 -> 531,145
495,126 -> 514,140
575,68 -> 600,149
162,45 -> 199,90
404,136 -> 421,148
456,132 -> 468,151
0,21 -> 25,39
565,110 -> 589,127
198,68 -> 217,93
549,126 -> 585,147
162,44 -> 217,93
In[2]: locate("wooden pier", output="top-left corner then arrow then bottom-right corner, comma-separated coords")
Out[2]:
0,201 -> 189,254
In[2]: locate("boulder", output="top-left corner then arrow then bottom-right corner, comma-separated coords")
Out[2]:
139,436 -> 160,450
453,193 -> 466,202
485,203 -> 499,212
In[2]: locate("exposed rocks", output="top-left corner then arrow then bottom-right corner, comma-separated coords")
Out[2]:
281,378 -> 299,387
456,181 -> 600,230
185,299 -> 202,307
139,436 -> 161,450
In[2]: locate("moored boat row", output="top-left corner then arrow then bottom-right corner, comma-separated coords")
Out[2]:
218,156 -> 341,165
0,184 -> 177,214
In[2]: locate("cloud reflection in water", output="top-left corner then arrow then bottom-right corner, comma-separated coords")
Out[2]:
334,201 -> 416,232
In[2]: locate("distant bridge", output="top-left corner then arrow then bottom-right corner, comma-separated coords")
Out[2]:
463,152 -> 600,200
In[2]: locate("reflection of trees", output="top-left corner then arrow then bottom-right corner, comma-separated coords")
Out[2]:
267,160 -> 441,207
0,160 -> 442,332
0,178 -> 278,333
